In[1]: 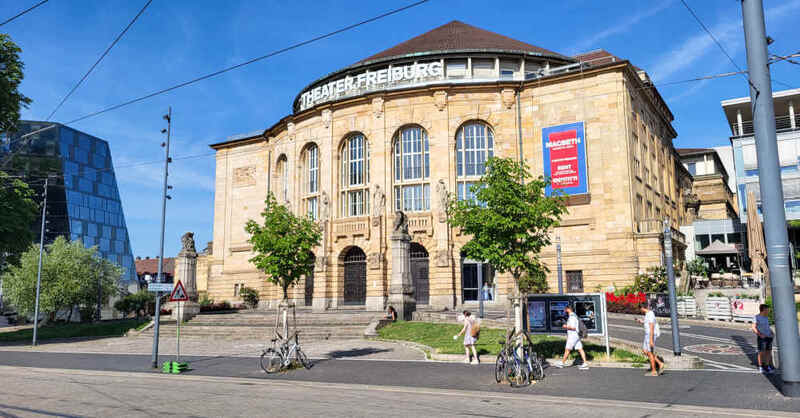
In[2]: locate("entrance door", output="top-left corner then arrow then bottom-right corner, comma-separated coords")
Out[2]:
304,270 -> 314,307
343,247 -> 367,305
566,270 -> 583,293
410,243 -> 429,305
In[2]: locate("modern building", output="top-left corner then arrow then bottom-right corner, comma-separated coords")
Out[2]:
677,148 -> 743,269
0,121 -> 138,291
724,88 -> 800,251
204,21 -> 691,311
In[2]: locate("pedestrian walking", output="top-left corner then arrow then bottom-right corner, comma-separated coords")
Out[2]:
556,305 -> 589,370
637,303 -> 664,376
454,311 -> 480,364
752,303 -> 775,374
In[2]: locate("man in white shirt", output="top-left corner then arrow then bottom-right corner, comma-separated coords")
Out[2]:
638,304 -> 664,376
557,305 -> 589,370
751,303 -> 775,374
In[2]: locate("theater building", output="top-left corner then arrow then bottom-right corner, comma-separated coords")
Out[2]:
205,21 -> 690,311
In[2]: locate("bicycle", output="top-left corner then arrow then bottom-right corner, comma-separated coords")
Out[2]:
260,330 -> 313,373
495,329 -> 545,387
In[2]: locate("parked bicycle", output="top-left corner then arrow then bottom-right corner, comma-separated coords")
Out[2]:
495,329 -> 545,387
260,330 -> 313,373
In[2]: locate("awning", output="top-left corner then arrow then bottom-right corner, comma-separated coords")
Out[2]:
696,240 -> 738,255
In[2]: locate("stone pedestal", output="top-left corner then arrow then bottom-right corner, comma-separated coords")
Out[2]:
387,231 -> 416,320
175,249 -> 198,301
170,301 -> 200,322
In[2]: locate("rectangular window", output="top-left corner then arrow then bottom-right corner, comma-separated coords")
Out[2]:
695,234 -> 710,251
566,270 -> 583,293
499,59 -> 519,80
779,139 -> 796,165
446,59 -> 467,79
307,197 -> 318,220
524,60 -> 541,79
727,233 -> 741,244
395,184 -> 430,212
743,144 -> 757,168
711,233 -> 725,243
471,58 -> 495,78
687,162 -> 696,176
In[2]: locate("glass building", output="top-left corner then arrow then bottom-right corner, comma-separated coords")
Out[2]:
1,121 -> 137,289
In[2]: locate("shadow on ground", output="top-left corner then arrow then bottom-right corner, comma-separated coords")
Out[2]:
325,348 -> 391,359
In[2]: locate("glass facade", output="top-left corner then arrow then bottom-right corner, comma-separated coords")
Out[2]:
1,121 -> 137,286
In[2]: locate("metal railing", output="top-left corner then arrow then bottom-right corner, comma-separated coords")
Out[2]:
731,114 -> 800,137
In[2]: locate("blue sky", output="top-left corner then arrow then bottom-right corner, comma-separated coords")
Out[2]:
2,0 -> 799,258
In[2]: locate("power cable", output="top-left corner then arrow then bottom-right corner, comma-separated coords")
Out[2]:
678,0 -> 749,83
0,0 -> 49,27
46,0 -> 153,121
63,0 -> 431,125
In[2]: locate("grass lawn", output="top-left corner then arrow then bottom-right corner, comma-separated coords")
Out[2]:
378,321 -> 646,364
0,319 -> 148,343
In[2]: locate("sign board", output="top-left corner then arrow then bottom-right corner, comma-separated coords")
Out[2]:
169,280 -> 188,302
541,122 -> 588,196
148,283 -> 173,292
525,293 -> 605,336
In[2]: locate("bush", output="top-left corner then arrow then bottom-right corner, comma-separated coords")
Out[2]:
631,266 -> 667,293
200,301 -> 234,312
239,287 -> 259,309
606,292 -> 646,314
199,294 -> 213,307
114,291 -> 154,318
686,258 -> 708,278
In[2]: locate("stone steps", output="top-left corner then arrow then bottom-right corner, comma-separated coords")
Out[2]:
141,325 -> 366,340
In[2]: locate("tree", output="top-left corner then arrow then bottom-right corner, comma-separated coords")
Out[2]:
0,172 -> 38,272
1,237 -> 122,320
447,157 -> 566,331
245,193 -> 321,301
0,34 -> 32,133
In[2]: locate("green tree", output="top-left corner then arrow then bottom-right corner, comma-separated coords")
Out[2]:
0,171 -> 39,272
1,237 -> 122,320
447,157 -> 566,330
245,193 -> 321,301
0,33 -> 32,133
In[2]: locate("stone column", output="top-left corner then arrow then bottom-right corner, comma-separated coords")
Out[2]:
387,212 -> 415,320
172,232 -> 201,321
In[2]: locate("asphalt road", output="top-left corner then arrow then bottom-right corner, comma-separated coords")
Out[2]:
607,316 -> 770,371
0,350 -> 798,413
3,366 -> 795,418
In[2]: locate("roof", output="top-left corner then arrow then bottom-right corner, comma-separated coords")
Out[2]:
356,20 -> 569,65
696,240 -> 739,255
676,148 -> 714,156
135,257 -> 175,276
573,50 -> 623,66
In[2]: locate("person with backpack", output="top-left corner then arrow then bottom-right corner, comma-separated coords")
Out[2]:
454,310 -> 480,364
556,305 -> 589,370
638,303 -> 664,376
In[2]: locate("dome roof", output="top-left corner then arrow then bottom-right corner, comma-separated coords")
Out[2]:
356,20 -> 569,65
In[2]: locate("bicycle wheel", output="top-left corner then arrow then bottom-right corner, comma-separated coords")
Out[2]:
260,348 -> 284,374
506,358 -> 530,388
494,352 -> 506,383
295,348 -> 313,370
530,354 -> 545,381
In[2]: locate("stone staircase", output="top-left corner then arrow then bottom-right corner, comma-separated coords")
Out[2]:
139,309 -> 380,341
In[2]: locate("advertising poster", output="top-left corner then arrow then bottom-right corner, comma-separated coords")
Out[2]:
550,301 -> 570,329
542,122 -> 588,196
575,301 -> 597,330
528,300 -> 547,331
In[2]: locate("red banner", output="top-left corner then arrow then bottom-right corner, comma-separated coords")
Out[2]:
547,129 -> 580,189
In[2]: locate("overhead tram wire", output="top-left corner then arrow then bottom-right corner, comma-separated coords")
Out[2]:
63,0 -> 431,126
0,0 -> 49,27
46,0 -> 154,121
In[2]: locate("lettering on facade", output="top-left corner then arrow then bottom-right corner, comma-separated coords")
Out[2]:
299,62 -> 444,111
233,165 -> 256,187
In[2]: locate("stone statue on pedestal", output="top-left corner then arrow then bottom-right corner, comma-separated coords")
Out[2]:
388,211 -> 415,320
172,232 -> 201,321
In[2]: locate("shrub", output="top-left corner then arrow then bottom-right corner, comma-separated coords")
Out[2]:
631,266 -> 667,293
114,291 -> 154,318
200,301 -> 234,312
239,287 -> 259,309
199,294 -> 213,307
686,258 -> 709,278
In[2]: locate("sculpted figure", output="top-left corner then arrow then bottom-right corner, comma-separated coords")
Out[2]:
180,232 -> 196,253
393,211 -> 408,235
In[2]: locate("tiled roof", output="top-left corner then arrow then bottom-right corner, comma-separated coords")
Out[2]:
356,20 -> 567,65
134,257 -> 174,276
676,148 -> 713,156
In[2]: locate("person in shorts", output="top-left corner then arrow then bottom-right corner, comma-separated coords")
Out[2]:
638,304 -> 664,376
557,305 -> 589,370
454,311 -> 479,364
751,304 -> 775,374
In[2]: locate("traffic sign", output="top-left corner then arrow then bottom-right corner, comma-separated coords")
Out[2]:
148,283 -> 173,292
169,280 -> 188,302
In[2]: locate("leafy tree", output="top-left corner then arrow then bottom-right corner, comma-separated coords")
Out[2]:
448,157 -> 566,330
632,266 -> 668,293
245,193 -> 321,301
686,258 -> 708,278
1,237 -> 122,320
239,286 -> 259,309
0,33 -> 32,133
114,290 -> 153,319
0,171 -> 38,272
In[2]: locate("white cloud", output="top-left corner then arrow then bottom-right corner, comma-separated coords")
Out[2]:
568,0 -> 674,55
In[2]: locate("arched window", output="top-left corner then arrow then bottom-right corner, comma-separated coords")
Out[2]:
456,121 -> 493,201
302,144 -> 319,220
340,134 -> 370,217
276,154 -> 288,202
393,126 -> 430,212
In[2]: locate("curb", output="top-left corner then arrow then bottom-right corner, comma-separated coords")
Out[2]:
608,312 -> 753,331
588,335 -> 704,369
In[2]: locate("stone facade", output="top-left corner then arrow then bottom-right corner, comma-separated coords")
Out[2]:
205,61 -> 689,311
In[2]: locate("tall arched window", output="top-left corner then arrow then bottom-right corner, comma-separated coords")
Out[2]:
276,154 -> 288,202
456,121 -> 493,201
393,126 -> 430,212
302,144 -> 319,220
340,134 -> 370,217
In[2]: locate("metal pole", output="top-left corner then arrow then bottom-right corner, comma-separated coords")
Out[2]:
664,218 -> 681,356
742,0 -> 800,396
95,258 -> 101,321
152,107 -> 171,368
602,294 -> 610,359
32,177 -> 48,346
177,301 -> 181,363
477,263 -> 484,319
556,236 -> 563,294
